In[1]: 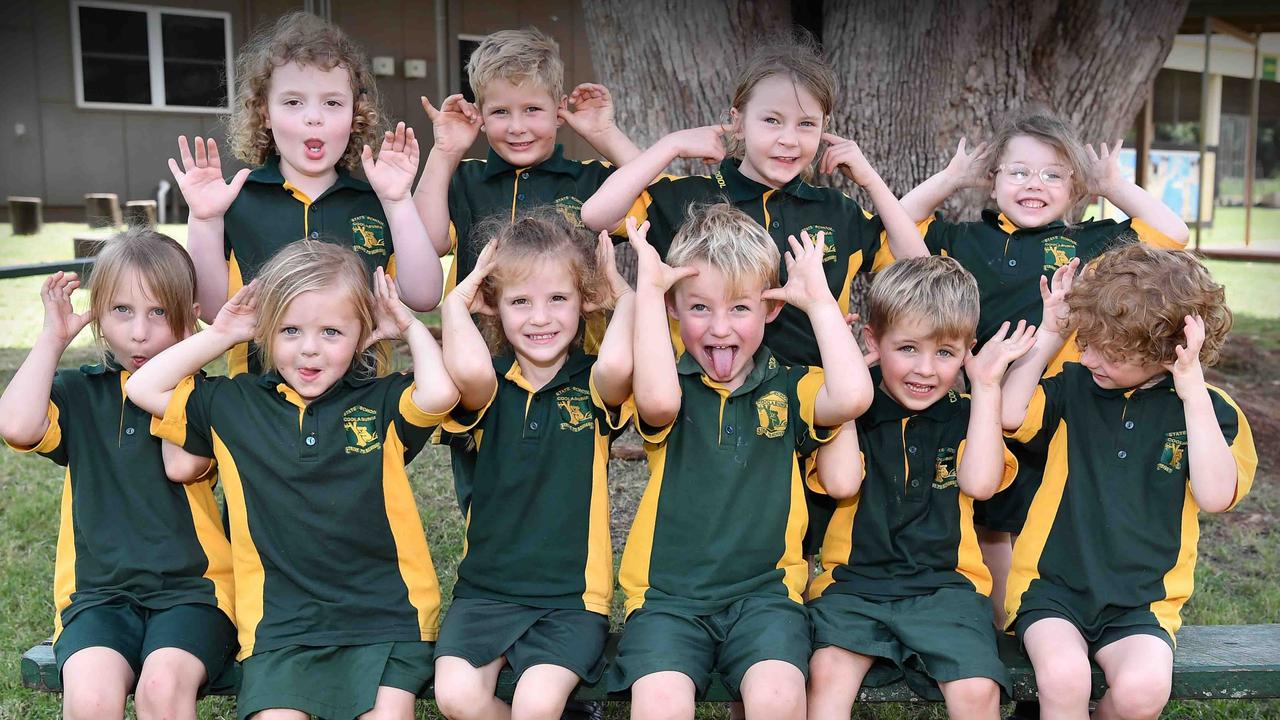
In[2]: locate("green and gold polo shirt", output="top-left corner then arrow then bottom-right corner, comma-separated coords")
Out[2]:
151,368 -> 447,660
446,145 -> 615,291
922,210 -> 1181,359
443,350 -> 630,615
622,159 -> 892,366
5,359 -> 233,639
618,346 -> 836,616
1005,363 -> 1256,640
222,153 -> 398,375
810,384 -> 1016,602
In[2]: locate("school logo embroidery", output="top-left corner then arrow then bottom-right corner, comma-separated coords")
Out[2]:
556,387 -> 594,432
554,196 -> 586,227
343,405 -> 381,454
755,391 -> 788,439
1158,430 -> 1188,473
1042,236 -> 1076,271
933,447 -> 958,489
351,216 -> 387,255
801,225 -> 837,263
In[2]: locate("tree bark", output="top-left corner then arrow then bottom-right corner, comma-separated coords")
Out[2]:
823,0 -> 1187,218
582,0 -> 790,176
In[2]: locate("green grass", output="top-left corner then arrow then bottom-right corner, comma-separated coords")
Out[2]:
1083,204 -> 1280,251
0,223 -> 1277,718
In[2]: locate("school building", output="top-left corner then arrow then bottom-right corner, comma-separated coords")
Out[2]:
0,0 -> 1278,250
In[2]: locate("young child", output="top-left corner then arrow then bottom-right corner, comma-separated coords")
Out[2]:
0,229 -> 235,720
610,204 -> 872,720
414,27 -> 641,292
806,256 -> 1034,720
1001,246 -> 1256,720
169,10 -> 440,375
127,241 -> 457,720
898,112 -> 1192,624
430,209 -> 635,719
580,33 -> 926,368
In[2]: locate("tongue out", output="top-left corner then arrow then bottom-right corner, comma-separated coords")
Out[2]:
709,347 -> 735,378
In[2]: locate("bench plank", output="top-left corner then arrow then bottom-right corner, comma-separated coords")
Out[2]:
21,624 -> 1280,702
0,259 -> 96,281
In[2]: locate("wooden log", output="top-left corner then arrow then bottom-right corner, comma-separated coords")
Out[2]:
73,233 -> 110,259
123,200 -> 157,228
7,196 -> 43,235
84,193 -> 121,229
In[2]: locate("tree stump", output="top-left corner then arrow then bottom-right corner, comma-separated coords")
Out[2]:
8,196 -> 43,235
84,194 -> 121,229
74,233 -> 110,258
124,200 -> 158,227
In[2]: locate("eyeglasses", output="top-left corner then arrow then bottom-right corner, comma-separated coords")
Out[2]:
997,164 -> 1073,188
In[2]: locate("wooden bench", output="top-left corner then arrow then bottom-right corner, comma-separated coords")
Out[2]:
22,624 -> 1280,702
0,259 -> 96,281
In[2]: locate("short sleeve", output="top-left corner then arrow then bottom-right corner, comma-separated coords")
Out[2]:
441,381 -> 499,436
589,373 -> 634,434
1128,217 -> 1183,250
1207,386 -> 1258,511
921,215 -> 957,257
447,171 -> 474,260
149,374 -> 217,458
1006,373 -> 1065,453
792,366 -> 841,456
955,437 -> 1019,496
5,397 -> 67,465
844,201 -> 890,272
622,177 -> 681,254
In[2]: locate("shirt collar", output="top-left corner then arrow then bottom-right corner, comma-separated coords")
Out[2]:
246,154 -> 370,198
82,353 -> 125,375
498,347 -> 594,394
714,159 -> 825,203
677,344 -> 780,397
861,368 -> 964,427
481,144 -> 575,180
259,365 -> 377,403
981,208 -> 1065,235
1088,369 -> 1176,399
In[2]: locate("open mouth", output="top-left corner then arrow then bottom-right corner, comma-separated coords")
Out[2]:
304,139 -> 325,160
773,155 -> 799,164
903,380 -> 936,397
297,367 -> 322,382
525,331 -> 559,345
1017,198 -> 1047,209
507,140 -> 535,151
705,344 -> 738,378
130,355 -> 148,368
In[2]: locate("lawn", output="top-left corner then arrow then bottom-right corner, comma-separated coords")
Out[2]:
0,223 -> 1276,719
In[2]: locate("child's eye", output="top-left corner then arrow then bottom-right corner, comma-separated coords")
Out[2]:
150,308 -> 166,317
325,99 -> 343,107
281,326 -> 299,336
1044,169 -> 1066,182
282,98 -> 302,107
898,345 -> 916,354
322,328 -> 340,337
525,106 -> 543,113
551,294 -> 568,302
690,303 -> 708,312
764,117 -> 780,125
733,304 -> 751,313
937,349 -> 955,358
510,297 -> 529,306
492,109 -> 508,117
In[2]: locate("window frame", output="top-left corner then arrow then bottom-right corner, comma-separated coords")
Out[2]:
70,0 -> 234,114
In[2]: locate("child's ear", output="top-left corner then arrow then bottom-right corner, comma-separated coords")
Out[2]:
729,107 -> 744,138
665,295 -> 679,321
556,95 -> 568,128
764,299 -> 784,324
862,325 -> 880,354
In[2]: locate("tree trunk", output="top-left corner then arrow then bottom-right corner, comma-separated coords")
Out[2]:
582,0 -> 790,176
823,0 -> 1187,218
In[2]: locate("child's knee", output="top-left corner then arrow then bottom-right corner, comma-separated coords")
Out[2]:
1032,652 -> 1092,704
806,648 -> 864,694
630,673 -> 696,720
63,685 -> 127,720
1106,667 -> 1171,720
434,680 -> 491,720
739,661 -> 805,719
941,677 -> 1000,715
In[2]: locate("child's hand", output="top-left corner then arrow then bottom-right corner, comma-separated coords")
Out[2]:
1038,258 -> 1079,337
362,122 -> 419,203
212,281 -> 259,343
168,136 -> 250,221
421,94 -> 482,158
1165,314 -> 1208,399
39,272 -> 93,347
447,241 -> 497,316
944,137 -> 991,189
559,83 -> 621,141
819,133 -> 881,187
629,217 -> 697,292
1085,139 -> 1124,196
367,267 -> 421,348
667,125 -> 730,165
964,320 -> 1038,389
596,230 -> 633,306
762,231 -> 835,312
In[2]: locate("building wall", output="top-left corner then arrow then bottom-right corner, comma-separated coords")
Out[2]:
0,0 -> 601,217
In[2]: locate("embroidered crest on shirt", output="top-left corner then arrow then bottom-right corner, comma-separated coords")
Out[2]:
1042,236 -> 1076,271
343,405 -> 381,454
556,387 -> 594,432
351,216 -> 387,255
554,196 -> 586,227
933,447 -> 959,489
1158,430 -> 1188,473
800,225 -> 837,263
755,391 -> 788,439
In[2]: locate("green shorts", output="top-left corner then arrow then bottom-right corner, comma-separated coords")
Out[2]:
1012,587 -> 1174,655
435,597 -> 609,683
54,600 -> 235,693
236,641 -> 434,720
607,594 -> 810,699
973,442 -> 1044,533
809,587 -> 1010,701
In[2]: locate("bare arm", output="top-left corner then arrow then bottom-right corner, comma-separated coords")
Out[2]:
168,136 -> 249,322
363,123 -> 442,312
159,441 -> 216,483
369,267 -> 460,415
1002,261 -> 1077,430
630,219 -> 696,427
412,95 -> 482,257
1166,315 -> 1241,513
559,83 -> 642,166
899,138 -> 990,223
580,125 -> 729,232
819,133 -> 927,260
960,321 -> 1037,500
1088,140 -> 1188,245
590,231 -> 636,408
438,244 -> 499,411
815,423 -> 863,500
0,273 -> 92,447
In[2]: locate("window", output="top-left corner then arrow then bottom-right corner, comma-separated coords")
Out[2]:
458,35 -> 485,104
72,1 -> 233,113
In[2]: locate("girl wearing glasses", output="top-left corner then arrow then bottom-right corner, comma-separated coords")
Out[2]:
892,113 -> 1189,658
